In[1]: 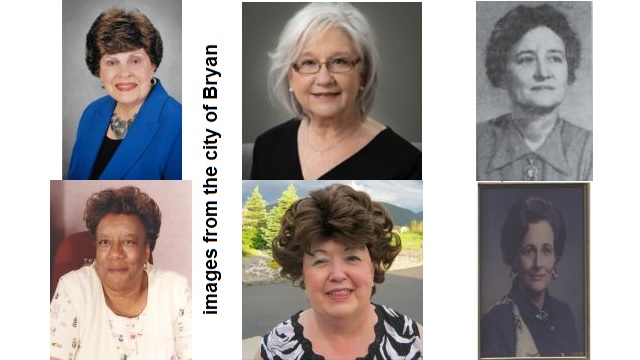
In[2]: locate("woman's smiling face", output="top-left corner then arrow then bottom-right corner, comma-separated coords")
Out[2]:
302,239 -> 374,321
503,26 -> 568,113
99,48 -> 156,110
516,220 -> 556,297
288,27 -> 363,122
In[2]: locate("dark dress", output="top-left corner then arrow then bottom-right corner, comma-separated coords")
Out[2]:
251,119 -> 421,180
260,303 -> 422,360
481,284 -> 581,357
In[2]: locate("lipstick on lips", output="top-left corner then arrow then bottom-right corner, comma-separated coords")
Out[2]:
326,288 -> 353,300
529,272 -> 547,281
313,91 -> 340,99
116,82 -> 138,91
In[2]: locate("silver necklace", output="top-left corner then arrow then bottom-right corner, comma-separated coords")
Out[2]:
109,112 -> 136,140
304,118 -> 363,155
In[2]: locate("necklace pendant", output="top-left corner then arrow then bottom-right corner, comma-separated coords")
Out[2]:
524,158 -> 539,181
110,112 -> 135,140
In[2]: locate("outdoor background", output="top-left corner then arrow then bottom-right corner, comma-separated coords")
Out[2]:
241,180 -> 423,349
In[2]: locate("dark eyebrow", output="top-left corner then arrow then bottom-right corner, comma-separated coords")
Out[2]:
547,49 -> 565,55
514,50 -> 536,57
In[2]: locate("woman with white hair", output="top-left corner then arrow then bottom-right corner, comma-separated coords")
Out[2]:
250,3 -> 421,180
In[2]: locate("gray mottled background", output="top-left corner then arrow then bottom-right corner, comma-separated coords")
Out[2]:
476,1 -> 592,130
479,184 -> 587,352
242,2 -> 422,144
62,0 -> 182,178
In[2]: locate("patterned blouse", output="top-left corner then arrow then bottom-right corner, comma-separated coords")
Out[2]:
260,303 -> 422,359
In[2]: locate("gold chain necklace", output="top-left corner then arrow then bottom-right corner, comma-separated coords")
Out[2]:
304,118 -> 363,155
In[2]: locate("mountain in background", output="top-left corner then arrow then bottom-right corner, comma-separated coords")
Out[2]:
380,202 -> 422,226
265,202 -> 421,226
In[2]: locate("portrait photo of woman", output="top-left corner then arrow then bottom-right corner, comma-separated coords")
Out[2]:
479,184 -> 588,358
63,0 -> 182,180
243,2 -> 422,180
476,2 -> 592,181
50,181 -> 192,359
251,183 -> 423,359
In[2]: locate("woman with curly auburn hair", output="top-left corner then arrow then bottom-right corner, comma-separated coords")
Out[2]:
50,186 -> 191,360
477,3 -> 592,181
258,184 -> 422,359
67,8 -> 181,180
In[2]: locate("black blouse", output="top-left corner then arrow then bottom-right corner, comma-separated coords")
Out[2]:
251,119 -> 421,180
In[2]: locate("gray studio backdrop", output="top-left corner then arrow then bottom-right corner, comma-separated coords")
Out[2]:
479,185 -> 587,351
242,2 -> 422,144
62,0 -> 182,178
476,1 -> 592,130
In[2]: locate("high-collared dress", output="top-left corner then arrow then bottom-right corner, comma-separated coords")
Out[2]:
477,114 -> 592,181
67,80 -> 181,180
481,284 -> 581,357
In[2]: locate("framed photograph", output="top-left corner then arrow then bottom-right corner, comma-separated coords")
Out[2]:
478,183 -> 589,359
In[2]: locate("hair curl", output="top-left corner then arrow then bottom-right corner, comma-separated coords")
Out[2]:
500,197 -> 566,271
84,186 -> 161,251
268,3 -> 379,117
272,184 -> 401,295
85,8 -> 163,77
485,4 -> 581,87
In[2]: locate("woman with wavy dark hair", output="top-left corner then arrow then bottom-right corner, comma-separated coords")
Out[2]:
67,8 -> 181,180
477,4 -> 592,181
258,184 -> 422,359
481,197 -> 580,357
50,186 -> 191,359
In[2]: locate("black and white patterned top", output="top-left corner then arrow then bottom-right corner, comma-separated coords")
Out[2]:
260,303 -> 422,360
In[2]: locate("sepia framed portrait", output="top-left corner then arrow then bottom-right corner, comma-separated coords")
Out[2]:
478,183 -> 589,359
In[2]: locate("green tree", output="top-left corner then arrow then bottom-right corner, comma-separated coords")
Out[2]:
409,219 -> 423,235
264,184 -> 300,247
242,186 -> 268,250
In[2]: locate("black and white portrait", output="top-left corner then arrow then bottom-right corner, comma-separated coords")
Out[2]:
476,2 -> 592,181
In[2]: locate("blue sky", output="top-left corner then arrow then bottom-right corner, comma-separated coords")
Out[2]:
242,180 -> 423,213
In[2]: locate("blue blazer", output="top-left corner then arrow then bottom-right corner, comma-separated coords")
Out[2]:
67,80 -> 181,179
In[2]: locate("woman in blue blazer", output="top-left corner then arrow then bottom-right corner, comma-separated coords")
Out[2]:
67,8 -> 181,180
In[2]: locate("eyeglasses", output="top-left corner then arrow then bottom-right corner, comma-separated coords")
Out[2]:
292,57 -> 361,74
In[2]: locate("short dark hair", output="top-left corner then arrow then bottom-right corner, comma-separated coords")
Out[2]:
485,4 -> 581,87
84,186 -> 161,251
272,184 -> 401,295
85,8 -> 163,77
500,197 -> 566,270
